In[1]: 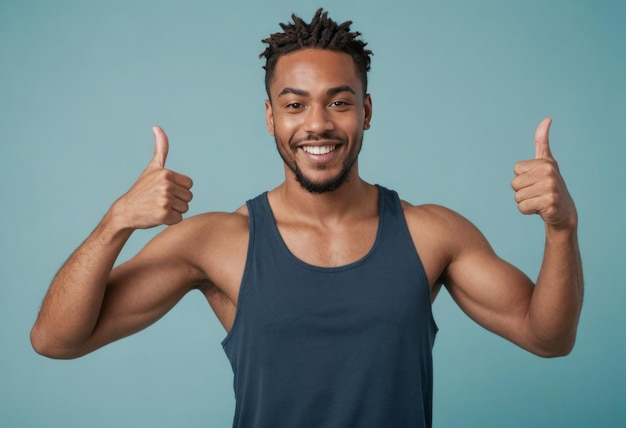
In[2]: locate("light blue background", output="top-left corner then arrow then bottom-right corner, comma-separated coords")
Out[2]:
1,0 -> 624,427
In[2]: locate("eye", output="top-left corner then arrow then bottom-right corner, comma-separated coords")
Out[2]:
329,100 -> 353,110
286,102 -> 304,110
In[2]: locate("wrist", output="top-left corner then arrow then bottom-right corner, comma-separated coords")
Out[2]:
544,220 -> 578,245
101,199 -> 137,239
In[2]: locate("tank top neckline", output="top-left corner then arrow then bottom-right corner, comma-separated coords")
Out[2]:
260,184 -> 386,273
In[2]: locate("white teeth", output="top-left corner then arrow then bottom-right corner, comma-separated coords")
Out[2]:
302,145 -> 336,155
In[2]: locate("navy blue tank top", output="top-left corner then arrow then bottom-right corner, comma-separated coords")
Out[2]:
222,185 -> 437,427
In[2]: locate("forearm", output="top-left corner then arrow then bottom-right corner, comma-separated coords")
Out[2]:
32,127 -> 194,358
528,225 -> 584,355
31,209 -> 133,358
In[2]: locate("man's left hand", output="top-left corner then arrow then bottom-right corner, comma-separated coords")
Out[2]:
512,118 -> 578,230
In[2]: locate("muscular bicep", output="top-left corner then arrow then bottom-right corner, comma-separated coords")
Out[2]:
442,219 -> 536,348
404,203 -> 539,351
80,228 -> 206,355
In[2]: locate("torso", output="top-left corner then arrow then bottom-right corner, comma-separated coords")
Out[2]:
187,188 -> 456,332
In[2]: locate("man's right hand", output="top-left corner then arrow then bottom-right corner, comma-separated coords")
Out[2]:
31,127 -> 196,359
112,126 -> 194,230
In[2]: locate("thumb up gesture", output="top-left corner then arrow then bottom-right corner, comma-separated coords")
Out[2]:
112,127 -> 194,230
512,118 -> 577,230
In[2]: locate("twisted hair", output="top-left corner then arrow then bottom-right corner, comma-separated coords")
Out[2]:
260,8 -> 373,97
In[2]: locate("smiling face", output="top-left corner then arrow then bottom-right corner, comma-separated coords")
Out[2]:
265,49 -> 372,193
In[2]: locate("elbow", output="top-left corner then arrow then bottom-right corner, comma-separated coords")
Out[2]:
30,325 -> 85,360
30,326 -> 62,359
530,334 -> 577,358
524,316 -> 580,358
535,346 -> 573,359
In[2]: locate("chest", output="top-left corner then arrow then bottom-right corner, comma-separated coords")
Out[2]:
239,237 -> 435,350
276,216 -> 379,268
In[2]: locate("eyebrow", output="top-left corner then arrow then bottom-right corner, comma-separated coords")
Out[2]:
277,85 -> 356,98
278,87 -> 309,98
327,85 -> 356,96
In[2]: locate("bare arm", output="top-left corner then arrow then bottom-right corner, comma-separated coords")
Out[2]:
30,127 -> 195,359
443,118 -> 583,357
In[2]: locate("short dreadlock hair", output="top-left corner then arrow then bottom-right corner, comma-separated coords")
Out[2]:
260,8 -> 373,98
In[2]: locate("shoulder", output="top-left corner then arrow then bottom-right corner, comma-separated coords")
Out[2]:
140,205 -> 250,261
399,200 -> 492,255
185,205 -> 250,235
400,201 -> 468,232
395,199 -> 496,292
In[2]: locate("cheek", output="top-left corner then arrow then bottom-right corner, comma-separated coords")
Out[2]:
339,116 -> 363,137
273,115 -> 302,140
277,114 -> 301,131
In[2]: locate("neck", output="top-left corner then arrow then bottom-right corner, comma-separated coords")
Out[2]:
270,163 -> 376,223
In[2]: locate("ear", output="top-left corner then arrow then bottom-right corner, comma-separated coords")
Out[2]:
363,94 -> 372,130
265,99 -> 275,136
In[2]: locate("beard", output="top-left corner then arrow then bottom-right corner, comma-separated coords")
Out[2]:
275,132 -> 362,194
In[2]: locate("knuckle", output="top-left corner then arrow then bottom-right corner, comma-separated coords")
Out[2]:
546,176 -> 559,190
540,160 -> 558,174
157,169 -> 175,183
156,195 -> 171,210
157,180 -> 174,195
547,192 -> 560,208
517,202 -> 529,214
543,206 -> 557,219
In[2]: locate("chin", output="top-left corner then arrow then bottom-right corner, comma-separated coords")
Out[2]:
295,170 -> 351,194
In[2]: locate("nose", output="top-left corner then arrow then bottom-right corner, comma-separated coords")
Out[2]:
303,105 -> 334,134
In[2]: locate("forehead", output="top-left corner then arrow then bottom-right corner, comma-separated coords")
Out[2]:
270,49 -> 362,95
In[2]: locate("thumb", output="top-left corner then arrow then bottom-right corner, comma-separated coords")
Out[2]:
534,117 -> 553,160
151,126 -> 169,168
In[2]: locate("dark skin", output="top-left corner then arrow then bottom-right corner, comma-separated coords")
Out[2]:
31,49 -> 583,360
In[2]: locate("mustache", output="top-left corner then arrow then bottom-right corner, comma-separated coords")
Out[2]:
290,133 -> 347,149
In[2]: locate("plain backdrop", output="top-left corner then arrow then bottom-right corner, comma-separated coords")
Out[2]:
1,1 -> 624,427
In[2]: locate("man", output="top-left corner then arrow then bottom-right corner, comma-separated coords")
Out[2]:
31,9 -> 583,428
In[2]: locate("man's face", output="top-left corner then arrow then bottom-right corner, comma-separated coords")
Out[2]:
265,49 -> 372,193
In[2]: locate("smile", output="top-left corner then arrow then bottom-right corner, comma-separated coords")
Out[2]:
301,145 -> 337,155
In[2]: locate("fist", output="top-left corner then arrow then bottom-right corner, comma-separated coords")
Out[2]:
512,118 -> 577,230
113,127 -> 194,229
